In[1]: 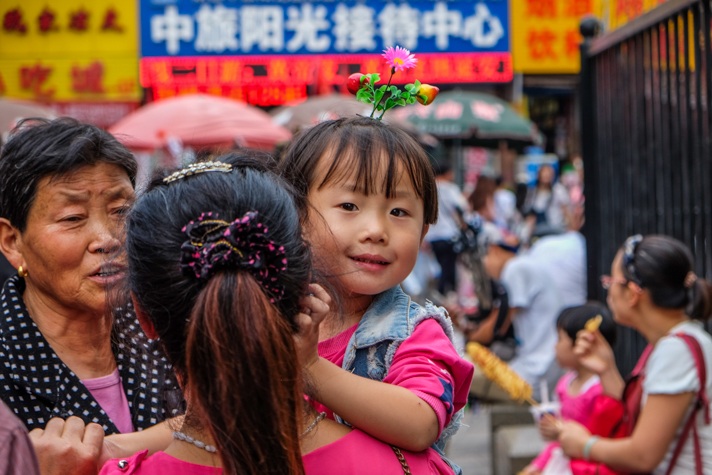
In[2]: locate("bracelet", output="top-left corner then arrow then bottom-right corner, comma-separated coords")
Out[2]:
582,435 -> 600,461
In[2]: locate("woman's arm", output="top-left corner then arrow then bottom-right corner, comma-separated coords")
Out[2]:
560,392 -> 694,472
466,306 -> 500,344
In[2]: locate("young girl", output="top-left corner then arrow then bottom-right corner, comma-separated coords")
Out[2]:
278,116 -> 475,473
521,303 -> 617,475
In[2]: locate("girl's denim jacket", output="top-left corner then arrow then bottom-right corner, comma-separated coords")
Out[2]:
338,285 -> 464,474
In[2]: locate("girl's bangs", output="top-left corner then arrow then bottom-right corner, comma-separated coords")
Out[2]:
317,141 -> 426,200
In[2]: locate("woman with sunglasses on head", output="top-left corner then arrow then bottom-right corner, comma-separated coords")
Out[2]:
559,234 -> 712,474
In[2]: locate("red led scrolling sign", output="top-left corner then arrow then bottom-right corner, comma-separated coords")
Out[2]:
140,52 -> 513,90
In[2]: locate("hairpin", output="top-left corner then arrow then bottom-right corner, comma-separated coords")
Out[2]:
622,234 -> 643,284
180,211 -> 288,302
163,161 -> 233,184
346,45 -> 439,120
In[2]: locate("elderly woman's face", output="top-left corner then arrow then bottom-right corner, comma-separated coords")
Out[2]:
16,163 -> 134,317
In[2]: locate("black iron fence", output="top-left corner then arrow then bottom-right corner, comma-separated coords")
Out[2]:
580,0 -> 712,375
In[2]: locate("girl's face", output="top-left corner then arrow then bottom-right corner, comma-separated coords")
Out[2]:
555,328 -> 577,369
305,153 -> 427,310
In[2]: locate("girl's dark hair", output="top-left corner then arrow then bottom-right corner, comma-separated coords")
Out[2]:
0,117 -> 137,231
126,153 -> 308,475
557,302 -> 617,347
277,116 -> 438,225
620,234 -> 712,320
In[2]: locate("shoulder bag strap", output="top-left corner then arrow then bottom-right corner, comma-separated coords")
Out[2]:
391,446 -> 412,474
664,333 -> 709,475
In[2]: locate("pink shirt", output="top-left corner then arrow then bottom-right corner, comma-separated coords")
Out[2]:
82,369 -> 134,434
314,319 -> 474,435
102,432 -> 452,475
531,371 -> 602,470
303,429 -> 453,474
101,451 -> 220,475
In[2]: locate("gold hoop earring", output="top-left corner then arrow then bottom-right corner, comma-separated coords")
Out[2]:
18,265 -> 28,278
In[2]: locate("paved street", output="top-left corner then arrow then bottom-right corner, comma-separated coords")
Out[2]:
447,405 -> 492,475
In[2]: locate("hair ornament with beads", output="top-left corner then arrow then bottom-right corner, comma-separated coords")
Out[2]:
685,271 -> 698,288
346,45 -> 439,120
180,211 -> 288,302
163,161 -> 233,184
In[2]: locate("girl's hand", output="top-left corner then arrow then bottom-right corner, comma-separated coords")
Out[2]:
573,329 -> 616,375
558,420 -> 592,459
294,283 -> 331,368
539,414 -> 562,441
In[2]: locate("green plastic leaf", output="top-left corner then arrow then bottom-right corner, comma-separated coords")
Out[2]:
374,89 -> 385,104
356,89 -> 371,102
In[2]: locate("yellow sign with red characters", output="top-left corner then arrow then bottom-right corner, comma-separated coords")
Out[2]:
609,0 -> 668,30
0,1 -> 139,101
511,0 -> 603,74
512,0 -> 671,74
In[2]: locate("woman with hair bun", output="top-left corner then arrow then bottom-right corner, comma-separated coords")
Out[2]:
559,234 -> 712,474
100,153 -> 453,474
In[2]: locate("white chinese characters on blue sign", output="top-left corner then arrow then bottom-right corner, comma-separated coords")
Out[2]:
142,1 -> 509,57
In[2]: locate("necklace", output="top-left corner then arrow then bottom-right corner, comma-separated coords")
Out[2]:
173,431 -> 218,453
300,412 -> 326,438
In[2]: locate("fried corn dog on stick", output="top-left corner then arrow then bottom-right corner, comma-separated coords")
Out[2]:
467,342 -> 534,404
584,314 -> 603,332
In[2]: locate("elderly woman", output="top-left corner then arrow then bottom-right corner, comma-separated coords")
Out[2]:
0,118 -> 176,434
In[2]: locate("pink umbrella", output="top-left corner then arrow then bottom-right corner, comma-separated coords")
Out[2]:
0,98 -> 55,137
271,93 -> 372,132
109,94 -> 291,151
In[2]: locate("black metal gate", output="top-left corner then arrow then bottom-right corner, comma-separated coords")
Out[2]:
579,0 -> 712,375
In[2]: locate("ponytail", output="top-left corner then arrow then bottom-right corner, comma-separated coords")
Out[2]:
186,272 -> 304,475
688,277 -> 712,321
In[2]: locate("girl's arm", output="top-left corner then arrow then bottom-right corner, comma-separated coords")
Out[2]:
305,319 -> 471,452
297,288 -> 467,452
559,391 -> 694,472
306,357 -> 439,451
100,420 -> 174,465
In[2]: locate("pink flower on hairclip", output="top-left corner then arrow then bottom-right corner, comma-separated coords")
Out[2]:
348,45 -> 436,120
382,46 -> 417,72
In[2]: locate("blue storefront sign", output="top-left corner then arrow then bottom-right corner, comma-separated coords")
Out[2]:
140,0 -> 510,57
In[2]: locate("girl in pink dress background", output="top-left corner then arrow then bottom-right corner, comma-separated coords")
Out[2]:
522,303 -> 617,475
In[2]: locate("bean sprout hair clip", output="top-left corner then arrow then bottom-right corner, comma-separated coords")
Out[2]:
346,45 -> 439,120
